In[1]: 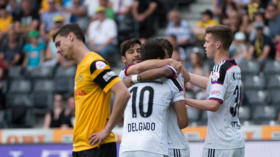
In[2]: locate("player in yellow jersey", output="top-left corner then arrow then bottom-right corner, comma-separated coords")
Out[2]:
53,24 -> 130,157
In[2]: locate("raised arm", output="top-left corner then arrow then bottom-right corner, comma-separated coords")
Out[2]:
185,98 -> 220,112
189,73 -> 209,89
126,58 -> 181,75
123,66 -> 175,87
89,81 -> 130,146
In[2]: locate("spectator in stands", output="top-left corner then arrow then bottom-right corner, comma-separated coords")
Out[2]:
186,49 -> 209,100
132,0 -> 158,41
247,13 -> 270,42
248,22 -> 274,63
84,0 -> 99,17
223,11 -> 245,34
247,0 -> 260,22
229,32 -> 250,64
64,95 -> 75,128
265,3 -> 280,40
275,34 -> 280,61
22,30 -> 45,68
0,7 -> 12,42
193,9 -> 219,45
166,10 -> 192,48
99,0 -> 115,19
112,0 -> 133,18
12,0 -> 40,34
63,0 -> 88,31
88,6 -> 118,63
40,0 -> 65,40
44,15 -> 64,66
43,93 -> 70,129
167,35 -> 186,62
0,25 -> 23,70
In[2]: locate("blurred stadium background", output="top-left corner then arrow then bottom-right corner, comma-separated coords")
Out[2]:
1,0 -> 280,156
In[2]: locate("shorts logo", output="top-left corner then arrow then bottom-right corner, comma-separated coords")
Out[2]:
211,72 -> 220,81
96,61 -> 107,69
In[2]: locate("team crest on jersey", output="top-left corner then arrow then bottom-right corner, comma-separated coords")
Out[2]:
211,72 -> 220,81
96,61 -> 107,69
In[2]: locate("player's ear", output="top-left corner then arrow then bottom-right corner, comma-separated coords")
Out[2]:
68,32 -> 74,42
216,41 -> 221,49
121,56 -> 127,64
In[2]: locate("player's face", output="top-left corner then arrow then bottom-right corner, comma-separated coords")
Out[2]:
204,33 -> 216,58
54,34 -> 73,60
122,44 -> 142,65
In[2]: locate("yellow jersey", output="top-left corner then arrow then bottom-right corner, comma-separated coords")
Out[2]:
0,16 -> 12,32
197,19 -> 219,40
73,52 -> 120,152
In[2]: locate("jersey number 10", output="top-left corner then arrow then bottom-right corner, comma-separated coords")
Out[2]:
130,86 -> 154,118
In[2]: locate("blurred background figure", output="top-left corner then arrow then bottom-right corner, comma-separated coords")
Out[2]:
0,25 -> 23,71
12,0 -> 40,34
0,7 -> 12,42
166,10 -> 193,48
43,93 -> 71,129
88,6 -> 118,65
22,30 -> 45,69
193,9 -> 219,46
64,95 -> 75,128
132,0 -> 158,42
229,32 -> 250,64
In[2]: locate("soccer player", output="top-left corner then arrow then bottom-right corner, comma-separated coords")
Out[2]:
53,24 -> 130,157
120,39 -> 188,157
120,38 -> 190,157
185,25 -> 245,157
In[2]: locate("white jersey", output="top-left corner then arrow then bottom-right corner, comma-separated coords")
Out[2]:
205,59 -> 245,149
167,74 -> 189,150
120,78 -> 184,156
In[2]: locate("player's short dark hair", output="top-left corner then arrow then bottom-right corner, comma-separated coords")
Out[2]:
157,38 -> 173,58
53,24 -> 85,43
205,25 -> 233,50
120,38 -> 141,56
141,38 -> 165,60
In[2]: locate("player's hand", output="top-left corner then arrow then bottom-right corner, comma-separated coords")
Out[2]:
169,60 -> 182,73
88,128 -> 110,147
123,76 -> 134,87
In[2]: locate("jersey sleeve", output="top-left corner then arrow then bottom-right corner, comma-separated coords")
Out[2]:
89,60 -> 120,93
169,78 -> 184,103
164,65 -> 178,79
208,66 -> 228,103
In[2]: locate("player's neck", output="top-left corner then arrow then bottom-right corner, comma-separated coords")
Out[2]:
72,42 -> 90,64
214,50 -> 229,65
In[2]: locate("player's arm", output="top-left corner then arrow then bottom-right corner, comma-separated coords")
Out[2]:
173,100 -> 188,129
185,98 -> 221,112
189,72 -> 209,89
89,82 -> 130,146
87,60 -> 130,146
123,66 -> 175,87
125,58 -> 181,75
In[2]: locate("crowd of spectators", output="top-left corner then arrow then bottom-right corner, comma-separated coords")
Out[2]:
1,0 -> 280,128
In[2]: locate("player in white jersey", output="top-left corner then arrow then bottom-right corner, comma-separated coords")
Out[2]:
185,25 -> 245,157
119,38 -> 190,157
120,39 -> 188,157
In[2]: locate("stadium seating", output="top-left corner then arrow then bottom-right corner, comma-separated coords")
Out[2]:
8,79 -> 32,94
267,75 -> 280,89
239,106 -> 250,120
28,66 -> 55,79
239,60 -> 260,77
244,74 -> 265,90
54,66 -> 76,78
264,60 -> 280,75
245,90 -> 270,106
7,66 -> 24,79
252,105 -> 277,124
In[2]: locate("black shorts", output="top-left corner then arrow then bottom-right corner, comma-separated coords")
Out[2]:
72,142 -> 117,157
